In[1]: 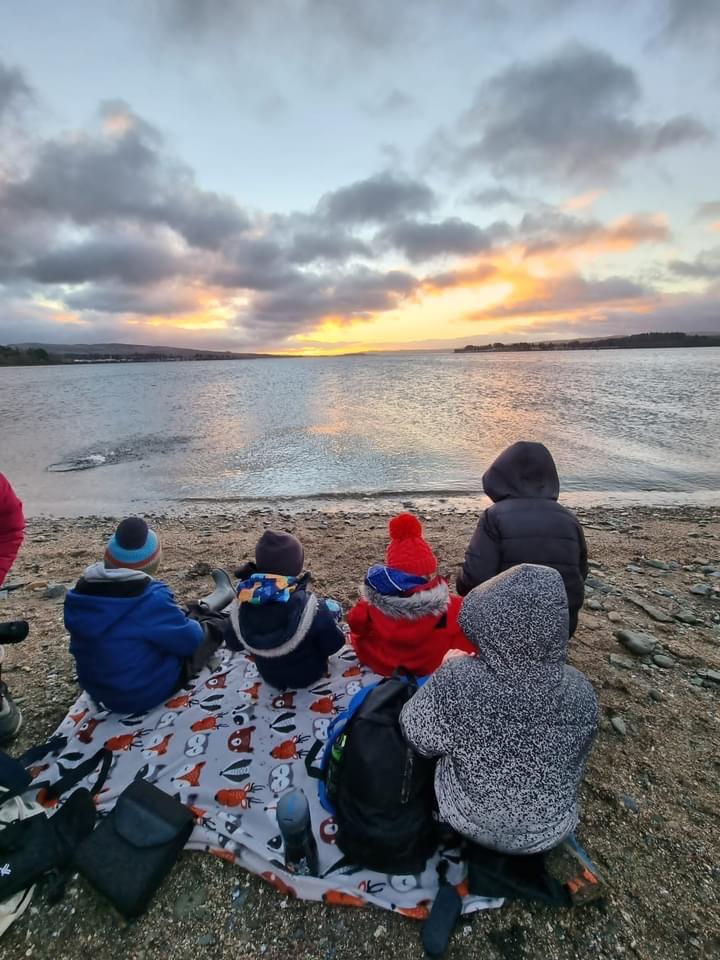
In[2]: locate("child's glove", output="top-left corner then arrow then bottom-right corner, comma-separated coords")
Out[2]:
324,598 -> 343,622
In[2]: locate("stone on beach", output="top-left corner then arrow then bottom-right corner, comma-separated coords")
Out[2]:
615,630 -> 657,656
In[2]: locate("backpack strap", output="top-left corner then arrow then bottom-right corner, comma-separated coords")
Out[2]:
304,739 -> 324,780
42,748 -> 113,802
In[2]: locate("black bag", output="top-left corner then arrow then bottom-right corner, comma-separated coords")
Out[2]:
465,842 -> 571,906
320,673 -> 438,875
74,778 -> 194,918
0,744 -> 111,903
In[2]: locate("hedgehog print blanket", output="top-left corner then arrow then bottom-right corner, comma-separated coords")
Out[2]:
30,646 -> 503,918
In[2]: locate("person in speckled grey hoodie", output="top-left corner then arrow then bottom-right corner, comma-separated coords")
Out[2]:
400,563 -> 599,854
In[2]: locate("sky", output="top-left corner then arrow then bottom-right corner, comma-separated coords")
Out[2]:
1,0 -> 720,355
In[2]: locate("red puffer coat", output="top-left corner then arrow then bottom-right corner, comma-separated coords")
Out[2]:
347,577 -> 474,677
0,474 -> 25,586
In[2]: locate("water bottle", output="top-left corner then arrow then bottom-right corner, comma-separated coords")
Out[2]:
276,789 -> 319,877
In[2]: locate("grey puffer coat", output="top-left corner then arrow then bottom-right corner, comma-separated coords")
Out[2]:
400,563 -> 598,854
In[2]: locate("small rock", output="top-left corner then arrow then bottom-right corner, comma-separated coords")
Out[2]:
696,668 -> 720,684
607,611 -> 623,623
621,794 -> 639,813
174,886 -> 207,919
648,688 -> 664,702
580,615 -> 602,630
646,559 -> 670,570
615,629 -> 657,656
675,610 -> 701,625
626,595 -> 674,623
652,654 -> 674,669
611,717 -> 627,736
689,583 -> 712,596
374,924 -> 388,940
609,654 -> 634,670
586,598 -> 603,611
626,564 -> 643,574
197,934 -> 216,947
41,584 -> 67,600
187,561 -> 213,578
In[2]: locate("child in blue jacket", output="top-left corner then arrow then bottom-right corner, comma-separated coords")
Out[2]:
229,530 -> 345,690
64,517 -> 212,714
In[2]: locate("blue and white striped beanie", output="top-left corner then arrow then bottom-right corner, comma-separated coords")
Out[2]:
104,517 -> 162,575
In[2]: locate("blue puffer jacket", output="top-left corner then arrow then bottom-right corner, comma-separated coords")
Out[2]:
64,563 -> 204,714
228,578 -> 345,690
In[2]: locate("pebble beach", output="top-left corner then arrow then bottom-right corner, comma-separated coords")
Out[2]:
1,503 -> 719,960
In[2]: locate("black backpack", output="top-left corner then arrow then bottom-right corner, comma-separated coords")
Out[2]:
307,672 -> 438,875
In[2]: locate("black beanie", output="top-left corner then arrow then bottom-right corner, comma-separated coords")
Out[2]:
255,530 -> 304,577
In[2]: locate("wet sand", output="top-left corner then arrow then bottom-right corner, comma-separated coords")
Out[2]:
1,503 -> 719,960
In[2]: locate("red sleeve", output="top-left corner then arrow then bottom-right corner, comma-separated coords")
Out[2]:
346,600 -> 371,639
446,594 -> 476,655
0,474 -> 25,586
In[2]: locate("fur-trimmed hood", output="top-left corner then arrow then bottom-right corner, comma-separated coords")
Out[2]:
360,579 -> 450,620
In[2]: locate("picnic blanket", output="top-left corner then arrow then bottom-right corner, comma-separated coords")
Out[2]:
29,645 -> 503,918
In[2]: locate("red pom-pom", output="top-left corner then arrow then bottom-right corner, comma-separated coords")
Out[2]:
389,513 -> 422,540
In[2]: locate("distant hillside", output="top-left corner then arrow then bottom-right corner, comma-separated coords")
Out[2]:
9,341 -> 271,363
455,331 -> 720,353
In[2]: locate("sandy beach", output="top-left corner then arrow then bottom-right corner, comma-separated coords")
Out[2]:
1,503 -> 719,960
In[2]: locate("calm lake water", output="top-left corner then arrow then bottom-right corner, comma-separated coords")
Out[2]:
1,349 -> 719,516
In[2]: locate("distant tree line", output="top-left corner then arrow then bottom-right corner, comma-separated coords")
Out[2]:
455,332 -> 720,353
0,345 -> 58,366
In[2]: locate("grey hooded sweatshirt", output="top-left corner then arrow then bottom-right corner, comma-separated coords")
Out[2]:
400,563 -> 598,854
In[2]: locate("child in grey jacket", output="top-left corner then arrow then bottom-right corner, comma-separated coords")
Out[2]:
400,563 -> 598,854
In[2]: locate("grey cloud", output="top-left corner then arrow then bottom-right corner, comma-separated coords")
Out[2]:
319,172 -> 436,224
469,274 -> 650,320
450,44 -> 711,183
240,266 -> 419,339
669,246 -> 720,279
696,201 -> 720,220
0,60 -> 33,124
515,209 -> 669,255
658,0 -> 720,47
64,282 -> 200,316
466,187 -> 526,207
3,100 -> 249,249
379,218 -> 491,262
365,89 -> 415,116
25,231 -> 184,285
288,230 -> 371,265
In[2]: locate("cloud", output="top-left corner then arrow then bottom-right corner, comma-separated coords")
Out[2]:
378,217 -> 492,262
24,229 -> 185,286
3,100 -> 249,250
364,89 -> 415,116
669,246 -> 720,279
516,210 -> 669,256
658,0 -> 720,48
0,61 -> 33,124
318,171 -> 436,224
696,201 -> 720,220
445,43 -> 711,184
466,186 -> 526,207
469,273 -> 650,320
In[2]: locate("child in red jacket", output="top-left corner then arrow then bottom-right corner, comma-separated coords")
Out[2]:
347,514 -> 473,677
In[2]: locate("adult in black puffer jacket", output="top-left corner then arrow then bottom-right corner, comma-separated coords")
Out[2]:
456,442 -> 588,635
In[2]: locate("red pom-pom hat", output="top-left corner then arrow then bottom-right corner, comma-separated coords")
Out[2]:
385,513 -> 438,578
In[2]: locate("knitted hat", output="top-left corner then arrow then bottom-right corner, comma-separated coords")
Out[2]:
255,530 -> 304,578
104,517 -> 162,575
385,513 -> 437,578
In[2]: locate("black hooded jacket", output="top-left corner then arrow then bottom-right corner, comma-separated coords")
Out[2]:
456,442 -> 587,630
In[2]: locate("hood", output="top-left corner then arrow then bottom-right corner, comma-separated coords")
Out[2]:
231,589 -> 318,659
482,441 -> 560,502
361,579 -> 450,620
458,564 -> 568,670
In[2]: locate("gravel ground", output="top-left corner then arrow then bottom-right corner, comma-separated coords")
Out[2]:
1,504 -> 719,960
